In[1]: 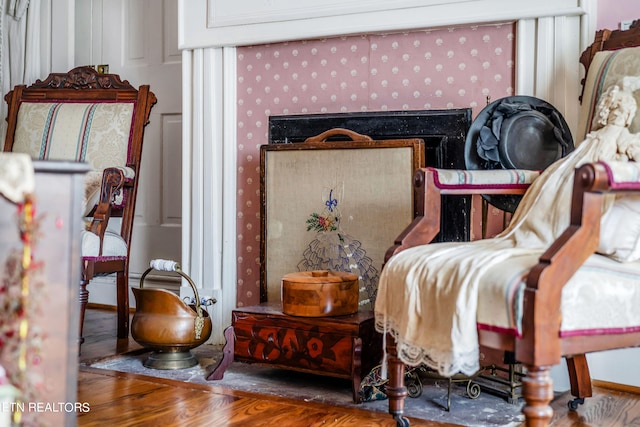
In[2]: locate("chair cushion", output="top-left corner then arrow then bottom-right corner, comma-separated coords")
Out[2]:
477,253 -> 640,337
81,229 -> 127,258
578,45 -> 640,142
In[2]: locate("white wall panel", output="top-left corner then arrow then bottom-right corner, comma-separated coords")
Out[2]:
125,0 -> 147,64
164,0 -> 181,63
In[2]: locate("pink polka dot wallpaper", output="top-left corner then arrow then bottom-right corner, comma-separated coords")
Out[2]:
236,23 -> 516,307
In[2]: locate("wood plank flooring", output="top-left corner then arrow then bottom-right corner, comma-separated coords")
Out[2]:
78,306 -> 640,427
78,307 -> 442,427
78,367 -> 439,427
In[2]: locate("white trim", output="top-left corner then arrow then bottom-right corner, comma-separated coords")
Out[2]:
515,15 -> 590,141
180,0 -> 589,49
208,0 -> 482,28
221,46 -> 238,341
203,47 -> 226,343
190,49 -> 205,289
515,19 -> 536,97
181,49 -> 193,278
181,47 -> 232,343
535,17 -> 556,102
580,0 -> 598,51
202,47 -> 219,298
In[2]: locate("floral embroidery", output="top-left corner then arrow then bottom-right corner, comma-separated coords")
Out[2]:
305,212 -> 340,233
298,185 -> 379,309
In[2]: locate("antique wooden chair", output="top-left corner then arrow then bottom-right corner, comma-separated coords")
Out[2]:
3,66 -> 157,342
378,22 -> 640,427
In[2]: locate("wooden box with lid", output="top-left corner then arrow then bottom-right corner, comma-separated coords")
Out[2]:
281,270 -> 359,317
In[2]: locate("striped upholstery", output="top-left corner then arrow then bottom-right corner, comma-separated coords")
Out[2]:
600,160 -> 640,188
12,101 -> 135,170
431,167 -> 539,189
578,46 -> 640,142
12,101 -> 136,217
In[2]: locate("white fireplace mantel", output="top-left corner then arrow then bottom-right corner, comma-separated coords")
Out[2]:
179,0 -> 594,49
177,0 -> 597,347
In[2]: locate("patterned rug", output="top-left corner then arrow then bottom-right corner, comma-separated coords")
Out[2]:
87,344 -> 525,427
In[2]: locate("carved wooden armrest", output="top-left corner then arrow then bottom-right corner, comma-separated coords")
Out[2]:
520,161 -> 640,363
87,167 -> 126,255
385,167 -> 539,261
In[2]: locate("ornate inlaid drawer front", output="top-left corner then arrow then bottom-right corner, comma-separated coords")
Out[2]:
225,302 -> 383,403
233,320 -> 354,376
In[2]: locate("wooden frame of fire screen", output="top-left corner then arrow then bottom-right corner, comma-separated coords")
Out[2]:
259,130 -> 424,308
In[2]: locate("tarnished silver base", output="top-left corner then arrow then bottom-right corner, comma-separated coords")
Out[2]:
143,350 -> 198,370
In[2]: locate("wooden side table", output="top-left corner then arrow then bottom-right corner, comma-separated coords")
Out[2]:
207,302 -> 382,403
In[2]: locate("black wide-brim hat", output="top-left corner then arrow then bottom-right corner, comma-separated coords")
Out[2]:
465,95 -> 574,212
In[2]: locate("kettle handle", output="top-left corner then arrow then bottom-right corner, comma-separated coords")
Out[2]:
139,259 -> 216,340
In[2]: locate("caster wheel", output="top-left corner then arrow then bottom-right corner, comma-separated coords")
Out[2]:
568,397 -> 585,411
393,414 -> 410,427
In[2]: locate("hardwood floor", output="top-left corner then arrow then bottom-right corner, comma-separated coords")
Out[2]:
78,307 -> 442,427
78,306 -> 640,427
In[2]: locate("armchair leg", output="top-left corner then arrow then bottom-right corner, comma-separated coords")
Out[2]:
116,271 -> 129,339
521,365 -> 554,426
79,278 -> 90,346
566,354 -> 592,410
386,334 -> 410,427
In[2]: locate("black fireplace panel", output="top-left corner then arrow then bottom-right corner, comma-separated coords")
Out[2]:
268,109 -> 473,242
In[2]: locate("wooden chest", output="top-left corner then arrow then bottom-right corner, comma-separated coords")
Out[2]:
209,302 -> 382,403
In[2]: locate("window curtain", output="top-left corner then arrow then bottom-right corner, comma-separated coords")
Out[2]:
0,0 -> 41,142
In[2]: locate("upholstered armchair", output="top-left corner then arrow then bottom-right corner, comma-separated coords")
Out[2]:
376,24 -> 640,427
3,66 -> 157,343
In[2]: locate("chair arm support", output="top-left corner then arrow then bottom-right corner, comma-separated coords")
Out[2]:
518,161 -> 640,365
87,167 -> 125,255
384,167 -> 536,263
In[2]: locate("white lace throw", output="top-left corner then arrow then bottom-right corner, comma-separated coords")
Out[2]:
375,80 -> 640,377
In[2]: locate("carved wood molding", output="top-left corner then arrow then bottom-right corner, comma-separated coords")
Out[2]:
30,66 -> 135,91
579,20 -> 640,102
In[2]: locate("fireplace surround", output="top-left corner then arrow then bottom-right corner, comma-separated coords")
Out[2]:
179,1 -> 597,344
